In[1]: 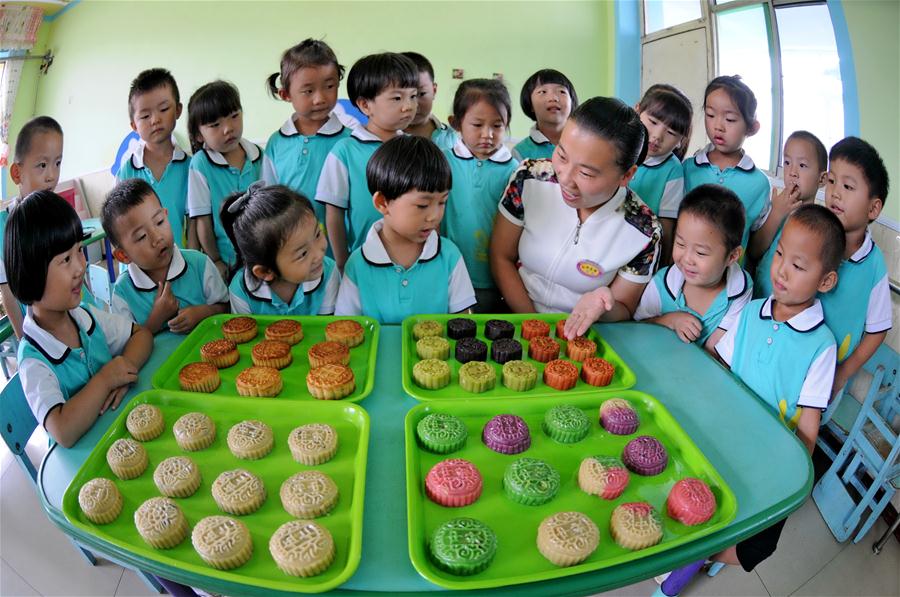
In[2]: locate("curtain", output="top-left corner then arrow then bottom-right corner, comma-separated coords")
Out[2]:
0,5 -> 43,168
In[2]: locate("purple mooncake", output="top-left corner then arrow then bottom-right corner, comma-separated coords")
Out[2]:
599,398 -> 639,435
622,436 -> 668,476
482,414 -> 531,454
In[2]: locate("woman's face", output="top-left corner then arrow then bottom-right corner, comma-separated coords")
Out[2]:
551,120 -> 636,211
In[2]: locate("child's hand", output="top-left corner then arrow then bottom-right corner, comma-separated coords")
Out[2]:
566,287 -> 615,338
664,312 -> 703,343
168,305 -> 205,334
101,385 -> 129,415
214,259 -> 229,281
770,184 -> 802,223
152,281 -> 179,320
99,356 -> 139,395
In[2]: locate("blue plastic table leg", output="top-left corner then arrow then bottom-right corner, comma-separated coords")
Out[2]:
708,561 -> 726,576
659,559 -> 706,596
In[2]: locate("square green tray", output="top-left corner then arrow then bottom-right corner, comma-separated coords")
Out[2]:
152,315 -> 379,401
405,391 -> 737,590
401,313 -> 636,401
62,390 -> 369,594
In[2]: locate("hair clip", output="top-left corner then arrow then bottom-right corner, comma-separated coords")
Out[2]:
227,181 -> 265,214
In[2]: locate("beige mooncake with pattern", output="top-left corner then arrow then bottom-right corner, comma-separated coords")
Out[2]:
227,420 -> 274,460
78,478 -> 122,524
280,470 -> 339,518
192,515 -> 253,570
173,412 -> 216,451
212,469 -> 266,515
288,423 -> 338,465
153,456 -> 201,498
269,519 -> 335,577
134,496 -> 189,549
106,438 -> 148,480
126,404 -> 164,441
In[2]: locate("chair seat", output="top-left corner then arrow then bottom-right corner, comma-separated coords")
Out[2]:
830,392 -> 863,434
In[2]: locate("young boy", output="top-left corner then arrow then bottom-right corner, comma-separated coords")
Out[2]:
819,137 -> 891,397
102,178 -> 229,334
749,131 -> 828,297
117,68 -> 192,247
334,135 -> 476,323
401,51 -> 458,151
1,116 -> 65,339
316,52 -> 419,270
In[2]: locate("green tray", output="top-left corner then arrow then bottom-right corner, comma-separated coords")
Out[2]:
404,391 -> 737,590
152,315 -> 379,402
401,313 -> 636,401
62,390 -> 370,594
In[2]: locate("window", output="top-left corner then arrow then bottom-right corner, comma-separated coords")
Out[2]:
644,0 -> 702,35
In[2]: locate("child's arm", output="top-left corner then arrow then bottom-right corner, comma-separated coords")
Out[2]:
749,185 -> 794,261
186,217 -> 200,251
142,281 -> 180,333
490,214 -> 536,313
447,254 -> 477,315
333,268 -> 362,316
832,331 -> 887,399
316,150 -> 351,271
659,218 -> 676,267
167,255 -> 230,333
196,215 -> 227,279
326,205 -> 349,272
796,408 -> 821,455
647,312 -> 703,343
0,283 -> 24,339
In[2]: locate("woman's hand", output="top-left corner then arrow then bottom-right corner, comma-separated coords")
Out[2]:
566,287 -> 615,338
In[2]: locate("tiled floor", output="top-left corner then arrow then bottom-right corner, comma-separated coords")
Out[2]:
1,436 -> 898,597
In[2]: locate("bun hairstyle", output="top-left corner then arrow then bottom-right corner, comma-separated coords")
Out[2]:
570,97 -> 648,172
266,39 -> 344,99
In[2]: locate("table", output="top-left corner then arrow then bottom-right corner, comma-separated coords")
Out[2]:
81,217 -> 116,284
39,323 -> 813,595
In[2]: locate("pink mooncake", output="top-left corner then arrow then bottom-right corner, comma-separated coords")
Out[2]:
425,459 -> 483,507
667,478 -> 716,525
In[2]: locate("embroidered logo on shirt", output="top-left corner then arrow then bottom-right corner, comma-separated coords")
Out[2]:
576,260 -> 603,278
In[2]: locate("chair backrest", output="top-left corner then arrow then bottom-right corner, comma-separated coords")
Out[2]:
0,374 -> 39,481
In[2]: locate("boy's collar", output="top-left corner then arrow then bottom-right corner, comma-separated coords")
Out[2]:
361,219 -> 441,267
126,246 -> 187,291
451,137 -> 513,164
204,139 -> 261,167
429,114 -> 449,131
130,140 -> 188,170
350,127 -> 387,143
22,306 -> 95,364
529,125 -> 551,146
279,112 -> 345,138
759,296 -> 825,333
693,143 -> 755,171
642,153 -> 672,168
848,229 -> 874,263
664,261 -> 748,301
241,267 -> 323,303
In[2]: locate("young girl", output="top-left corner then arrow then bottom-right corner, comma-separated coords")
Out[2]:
683,75 -> 771,253
513,69 -> 578,161
443,79 -> 519,313
634,184 -> 752,352
223,183 -> 340,316
261,39 -> 352,224
5,191 -> 152,448
630,83 -> 692,265
186,80 -> 262,280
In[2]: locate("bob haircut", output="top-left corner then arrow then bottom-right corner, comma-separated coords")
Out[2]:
366,135 -> 452,200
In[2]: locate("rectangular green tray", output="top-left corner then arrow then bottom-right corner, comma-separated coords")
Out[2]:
152,315 -> 379,402
62,390 -> 370,594
401,313 -> 636,401
405,391 -> 737,590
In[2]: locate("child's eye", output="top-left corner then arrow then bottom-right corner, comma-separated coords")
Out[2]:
297,251 -> 308,260
794,263 -> 806,272
726,117 -> 737,123
705,111 -> 714,118
137,234 -> 147,242
37,161 -> 47,169
697,252 -> 709,257
579,171 -> 594,178
775,248 -> 783,257
844,184 -> 854,191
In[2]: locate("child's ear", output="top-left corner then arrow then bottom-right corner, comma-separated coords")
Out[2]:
356,97 -> 372,117
9,162 -> 21,185
250,264 -> 277,282
175,102 -> 183,120
818,269 -> 838,294
867,197 -> 884,221
726,245 -> 743,266
817,171 -> 827,187
112,246 -> 132,265
747,119 -> 761,137
130,120 -> 138,133
447,115 -> 459,131
277,88 -> 290,102
373,191 -> 390,215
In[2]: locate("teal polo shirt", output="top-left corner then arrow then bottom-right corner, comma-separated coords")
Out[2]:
634,261 -> 753,345
334,219 -> 476,324
261,112 -> 351,223
629,152 -> 684,218
229,256 -> 340,316
716,297 -> 836,427
753,225 -> 783,299
683,145 -> 772,250
513,126 -> 554,161
316,128 -> 387,253
819,230 -> 892,362
442,139 -> 518,289
187,139 -> 263,267
428,115 -> 459,151
110,247 -> 228,327
117,142 -> 191,246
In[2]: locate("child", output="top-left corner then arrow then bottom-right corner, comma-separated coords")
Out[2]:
820,137 -> 891,397
683,75 -> 771,253
102,179 -> 229,334
186,80 -> 262,280
5,191 -> 153,448
117,68 -> 191,247
750,131 -> 827,298
261,39 -> 352,224
223,182 -> 340,316
334,135 -> 476,323
443,79 -> 519,313
630,83 -> 692,265
634,184 -> 751,351
401,51 -> 458,150
513,69 -> 578,161
1,116 -> 64,339
316,52 -> 419,271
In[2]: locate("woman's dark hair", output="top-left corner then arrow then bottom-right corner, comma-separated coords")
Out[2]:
786,130 -> 827,173
14,116 -> 63,163
787,204 -> 846,274
266,39 -> 344,99
570,97 -> 648,172
638,83 -> 693,160
366,136 -> 452,200
519,69 -> 579,122
4,191 -> 83,305
346,53 -> 418,104
829,136 -> 889,204
220,183 -> 316,285
451,78 -> 512,128
187,80 -> 242,154
677,184 -> 746,253
128,68 -> 180,120
704,75 -> 757,129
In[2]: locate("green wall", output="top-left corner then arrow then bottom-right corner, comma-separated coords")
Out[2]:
6,0 -> 612,192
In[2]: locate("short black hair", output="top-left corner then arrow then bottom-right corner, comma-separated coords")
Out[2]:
452,78 -> 512,127
267,39 -> 344,99
14,116 -> 63,163
128,68 -> 180,120
786,204 -> 846,274
786,130 -> 827,173
638,83 -> 693,160
187,80 -> 242,154
401,51 -> 434,80
102,178 -> 160,248
829,136 -> 889,204
4,191 -> 83,305
570,97 -> 648,172
346,53 -> 418,105
366,135 -> 452,200
705,76 -> 757,129
519,69 -> 579,122
677,184 -> 746,253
